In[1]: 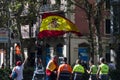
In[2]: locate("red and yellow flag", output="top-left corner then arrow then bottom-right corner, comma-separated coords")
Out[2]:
38,13 -> 81,39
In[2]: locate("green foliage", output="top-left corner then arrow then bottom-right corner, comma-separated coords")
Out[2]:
0,0 -> 10,28
0,67 -> 34,80
0,68 -> 11,80
23,67 -> 34,80
55,0 -> 61,5
10,2 -> 22,13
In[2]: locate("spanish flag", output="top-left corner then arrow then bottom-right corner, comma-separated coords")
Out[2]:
38,13 -> 81,39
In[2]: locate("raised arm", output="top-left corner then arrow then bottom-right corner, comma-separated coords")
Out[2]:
22,57 -> 28,66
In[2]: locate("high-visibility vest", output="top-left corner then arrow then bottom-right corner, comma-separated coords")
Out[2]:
58,64 -> 72,73
99,63 -> 109,74
15,46 -> 21,55
91,65 -> 98,74
46,60 -> 58,71
73,64 -> 85,73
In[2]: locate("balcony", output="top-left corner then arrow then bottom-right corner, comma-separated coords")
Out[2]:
39,3 -> 66,14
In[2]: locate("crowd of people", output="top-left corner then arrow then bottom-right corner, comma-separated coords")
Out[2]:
0,55 -> 115,80
46,56 -> 115,80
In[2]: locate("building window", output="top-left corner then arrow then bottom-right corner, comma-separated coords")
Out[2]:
106,0 -> 110,9
56,43 -> 63,57
105,19 -> 111,34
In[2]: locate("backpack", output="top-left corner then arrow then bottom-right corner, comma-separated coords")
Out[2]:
10,67 -> 18,79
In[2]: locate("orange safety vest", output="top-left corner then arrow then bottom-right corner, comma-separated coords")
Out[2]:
58,64 -> 72,73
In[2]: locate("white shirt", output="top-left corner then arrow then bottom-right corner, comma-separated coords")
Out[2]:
108,63 -> 116,70
13,64 -> 24,80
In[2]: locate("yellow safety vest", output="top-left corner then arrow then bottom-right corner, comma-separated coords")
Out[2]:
99,63 -> 109,74
46,60 -> 57,71
91,65 -> 98,74
73,64 -> 85,73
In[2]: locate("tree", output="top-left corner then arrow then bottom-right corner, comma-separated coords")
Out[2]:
70,0 -> 105,61
0,0 -> 43,67
0,0 -> 9,28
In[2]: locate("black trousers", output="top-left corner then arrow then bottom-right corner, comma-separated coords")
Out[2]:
59,72 -> 72,80
46,72 -> 57,80
73,72 -> 83,80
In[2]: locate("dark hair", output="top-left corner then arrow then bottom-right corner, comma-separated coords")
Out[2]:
90,60 -> 94,64
76,59 -> 81,64
16,61 -> 22,66
62,57 -> 67,62
100,57 -> 105,63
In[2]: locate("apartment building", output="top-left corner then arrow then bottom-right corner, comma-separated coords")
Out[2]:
0,0 -> 114,67
71,0 -> 112,64
35,0 -> 113,66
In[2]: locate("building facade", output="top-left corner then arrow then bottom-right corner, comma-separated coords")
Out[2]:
73,0 -> 111,64
37,0 -> 113,66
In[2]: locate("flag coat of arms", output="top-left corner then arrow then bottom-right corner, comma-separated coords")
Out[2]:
38,13 -> 81,39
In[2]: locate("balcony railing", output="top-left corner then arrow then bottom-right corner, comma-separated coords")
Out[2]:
39,3 -> 67,14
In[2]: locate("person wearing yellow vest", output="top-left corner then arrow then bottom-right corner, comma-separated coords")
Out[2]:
46,55 -> 58,80
97,57 -> 109,80
57,57 -> 72,80
87,60 -> 98,80
72,59 -> 85,80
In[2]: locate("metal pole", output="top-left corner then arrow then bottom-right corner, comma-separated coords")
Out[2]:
7,0 -> 11,68
7,25 -> 11,68
35,49 -> 38,68
68,33 -> 71,65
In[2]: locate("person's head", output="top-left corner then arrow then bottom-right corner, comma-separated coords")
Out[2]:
62,57 -> 67,63
89,60 -> 94,66
100,57 -> 105,64
16,60 -> 22,66
76,59 -> 81,64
